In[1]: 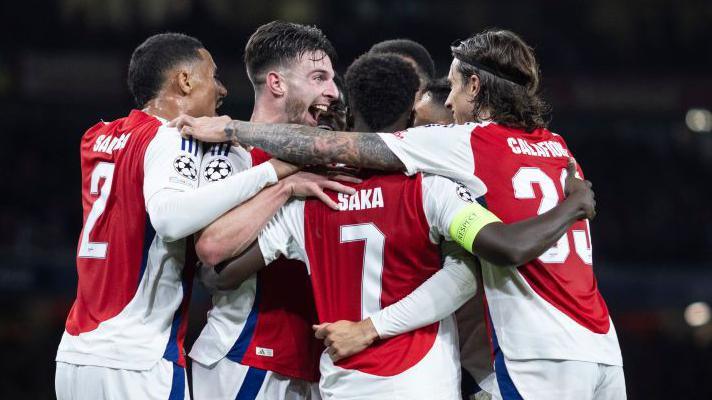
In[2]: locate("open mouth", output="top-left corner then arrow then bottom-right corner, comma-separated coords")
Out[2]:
308,104 -> 329,123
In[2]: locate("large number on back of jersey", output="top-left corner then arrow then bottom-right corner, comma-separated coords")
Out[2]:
78,162 -> 114,259
512,166 -> 593,265
339,223 -> 386,319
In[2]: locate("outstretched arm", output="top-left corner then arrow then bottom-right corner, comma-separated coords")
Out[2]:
196,171 -> 355,266
313,161 -> 596,360
453,159 -> 595,266
170,115 -> 405,170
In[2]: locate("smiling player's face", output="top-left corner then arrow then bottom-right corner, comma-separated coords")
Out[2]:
188,49 -> 227,117
282,51 -> 339,127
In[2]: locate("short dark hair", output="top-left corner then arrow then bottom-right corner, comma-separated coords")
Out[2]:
451,29 -> 550,131
128,33 -> 204,108
369,39 -> 435,79
244,21 -> 337,86
424,77 -> 451,106
345,53 -> 420,131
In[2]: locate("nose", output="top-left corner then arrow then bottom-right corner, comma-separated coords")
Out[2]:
323,79 -> 338,100
444,94 -> 453,111
218,80 -> 228,98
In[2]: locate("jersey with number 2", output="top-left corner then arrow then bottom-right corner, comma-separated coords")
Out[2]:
56,110 -> 200,370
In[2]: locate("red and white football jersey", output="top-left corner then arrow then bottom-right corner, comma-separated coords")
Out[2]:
379,122 -> 623,366
56,110 -> 202,370
189,144 -> 322,382
258,172 -> 475,399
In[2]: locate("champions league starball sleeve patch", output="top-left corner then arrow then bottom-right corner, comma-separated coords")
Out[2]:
456,183 -> 475,203
203,157 -> 233,182
173,155 -> 198,180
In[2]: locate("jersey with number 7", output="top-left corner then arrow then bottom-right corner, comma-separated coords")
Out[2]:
258,172 -> 482,399
378,121 -> 622,366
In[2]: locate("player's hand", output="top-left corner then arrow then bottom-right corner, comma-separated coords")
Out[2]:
169,114 -> 233,143
269,159 -> 301,179
282,172 -> 357,210
563,158 -> 596,220
313,319 -> 380,362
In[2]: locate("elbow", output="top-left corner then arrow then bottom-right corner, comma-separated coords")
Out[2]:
489,245 -> 528,268
195,235 -> 229,266
505,243 -> 536,267
152,219 -> 185,243
502,252 -> 527,268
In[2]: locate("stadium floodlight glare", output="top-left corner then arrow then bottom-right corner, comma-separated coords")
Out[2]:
685,108 -> 712,133
684,301 -> 711,327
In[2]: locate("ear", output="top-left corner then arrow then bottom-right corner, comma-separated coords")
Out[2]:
467,74 -> 480,98
177,70 -> 192,96
265,71 -> 286,97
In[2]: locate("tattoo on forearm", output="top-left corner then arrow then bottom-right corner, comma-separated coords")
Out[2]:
224,121 -> 405,170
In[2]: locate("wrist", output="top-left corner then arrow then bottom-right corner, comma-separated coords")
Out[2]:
562,192 -> 587,220
358,318 -> 380,343
274,180 -> 294,199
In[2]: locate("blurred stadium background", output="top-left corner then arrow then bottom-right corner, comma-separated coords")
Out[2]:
0,0 -> 710,398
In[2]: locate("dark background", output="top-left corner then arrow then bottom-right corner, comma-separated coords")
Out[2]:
0,0 -> 710,398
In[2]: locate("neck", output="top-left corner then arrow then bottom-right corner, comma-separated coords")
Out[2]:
250,91 -> 288,124
143,93 -> 188,121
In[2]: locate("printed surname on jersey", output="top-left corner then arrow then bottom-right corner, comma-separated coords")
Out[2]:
93,133 -> 131,155
507,137 -> 570,158
337,187 -> 384,211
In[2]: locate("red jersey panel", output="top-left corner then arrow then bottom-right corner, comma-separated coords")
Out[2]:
303,173 -> 442,377
236,257 -> 323,381
471,124 -> 610,333
215,147 -> 322,381
67,110 -> 161,334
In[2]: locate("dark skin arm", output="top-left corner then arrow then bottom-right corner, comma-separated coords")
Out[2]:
473,159 -> 594,267
170,115 -> 405,170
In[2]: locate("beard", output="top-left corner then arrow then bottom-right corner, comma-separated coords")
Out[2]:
285,94 -> 310,125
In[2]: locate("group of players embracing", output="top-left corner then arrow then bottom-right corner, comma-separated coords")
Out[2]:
55,20 -> 625,400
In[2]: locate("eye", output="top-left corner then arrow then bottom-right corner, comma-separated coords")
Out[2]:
313,74 -> 325,82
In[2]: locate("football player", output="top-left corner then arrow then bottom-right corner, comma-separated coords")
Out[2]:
189,21 -> 352,400
55,32 -> 346,400
413,77 -> 455,126
369,38 -> 436,94
196,51 -> 595,400
195,54 -> 595,400
172,28 -> 624,400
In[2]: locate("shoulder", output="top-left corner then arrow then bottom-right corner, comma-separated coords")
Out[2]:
406,121 -> 486,136
150,125 -> 202,156
422,173 -> 474,201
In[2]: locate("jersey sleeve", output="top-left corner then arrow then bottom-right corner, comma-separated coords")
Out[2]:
143,127 -> 279,242
377,123 -> 487,195
420,173 -> 497,241
199,142 -> 254,186
369,241 -> 478,338
258,199 -> 307,266
143,125 -> 203,202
